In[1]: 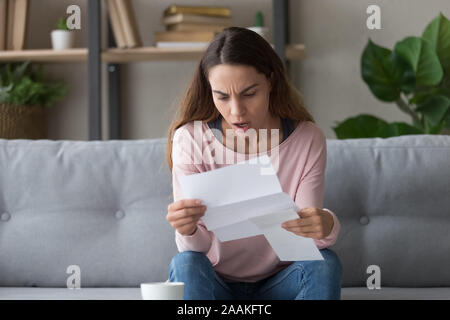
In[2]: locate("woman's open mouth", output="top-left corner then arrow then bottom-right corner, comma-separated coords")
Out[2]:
232,122 -> 251,132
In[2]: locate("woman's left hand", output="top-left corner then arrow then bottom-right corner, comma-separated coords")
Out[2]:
281,207 -> 334,240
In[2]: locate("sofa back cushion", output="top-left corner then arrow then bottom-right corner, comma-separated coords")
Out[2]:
1,134 -> 449,288
325,134 -> 450,287
0,139 -> 178,287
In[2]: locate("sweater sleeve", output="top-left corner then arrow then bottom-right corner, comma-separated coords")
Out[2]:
171,127 -> 214,253
294,126 -> 340,249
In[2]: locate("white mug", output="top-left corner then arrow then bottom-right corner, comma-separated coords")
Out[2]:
140,282 -> 184,300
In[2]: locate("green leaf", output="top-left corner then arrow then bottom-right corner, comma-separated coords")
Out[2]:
56,17 -> 69,31
12,61 -> 31,83
438,84 -> 450,98
416,94 -> 450,127
376,122 -> 424,137
394,36 -> 443,86
409,91 -> 432,105
361,40 -> 403,101
409,85 -> 450,104
0,62 -> 67,107
333,114 -> 388,139
393,51 -> 416,93
444,108 -> 450,129
427,120 -> 446,134
333,114 -> 424,139
422,13 -> 450,74
0,83 -> 13,102
5,64 -> 13,84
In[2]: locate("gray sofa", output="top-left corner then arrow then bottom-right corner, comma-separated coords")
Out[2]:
0,134 -> 449,300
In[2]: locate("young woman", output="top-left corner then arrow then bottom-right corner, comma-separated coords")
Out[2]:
165,27 -> 342,300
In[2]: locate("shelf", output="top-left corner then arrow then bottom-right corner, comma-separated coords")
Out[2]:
0,48 -> 88,62
0,44 -> 305,63
285,44 -> 306,59
102,46 -> 205,62
103,44 -> 306,63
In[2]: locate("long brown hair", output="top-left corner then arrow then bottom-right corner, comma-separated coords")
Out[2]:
166,27 -> 314,170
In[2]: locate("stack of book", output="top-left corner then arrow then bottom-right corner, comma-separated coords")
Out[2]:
106,0 -> 142,48
0,0 -> 29,50
155,4 -> 232,48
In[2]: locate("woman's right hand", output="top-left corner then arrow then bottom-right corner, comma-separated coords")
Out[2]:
166,199 -> 207,236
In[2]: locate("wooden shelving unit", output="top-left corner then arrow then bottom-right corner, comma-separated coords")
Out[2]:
0,0 -> 297,140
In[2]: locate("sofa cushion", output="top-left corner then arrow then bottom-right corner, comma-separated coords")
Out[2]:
0,139 -> 178,287
324,134 -> 450,287
0,287 -> 142,300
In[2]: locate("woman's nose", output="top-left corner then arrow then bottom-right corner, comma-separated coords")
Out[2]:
229,98 -> 246,117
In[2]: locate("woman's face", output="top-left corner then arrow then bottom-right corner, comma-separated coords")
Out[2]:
208,64 -> 279,135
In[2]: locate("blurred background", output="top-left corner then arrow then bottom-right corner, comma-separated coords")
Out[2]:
1,0 -> 449,140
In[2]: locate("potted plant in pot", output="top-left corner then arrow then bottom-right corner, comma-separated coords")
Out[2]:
0,61 -> 67,139
51,17 -> 75,50
333,12 -> 450,139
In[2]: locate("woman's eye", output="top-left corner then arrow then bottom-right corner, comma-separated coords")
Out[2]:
217,92 -> 255,100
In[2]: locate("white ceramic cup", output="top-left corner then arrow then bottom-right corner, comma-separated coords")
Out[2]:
140,282 -> 184,300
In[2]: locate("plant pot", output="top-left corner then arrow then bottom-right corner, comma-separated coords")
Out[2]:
51,30 -> 74,50
0,103 -> 47,139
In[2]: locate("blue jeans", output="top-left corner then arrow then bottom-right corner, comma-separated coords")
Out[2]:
168,249 -> 343,300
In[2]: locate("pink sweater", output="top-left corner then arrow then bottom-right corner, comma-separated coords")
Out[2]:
171,120 -> 341,282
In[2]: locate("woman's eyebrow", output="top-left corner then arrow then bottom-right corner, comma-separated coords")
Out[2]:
212,83 -> 259,95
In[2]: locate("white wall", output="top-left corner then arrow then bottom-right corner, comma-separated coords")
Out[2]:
23,0 -> 450,140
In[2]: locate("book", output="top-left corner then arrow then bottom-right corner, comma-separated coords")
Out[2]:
11,0 -> 28,50
0,0 -> 7,50
123,0 -> 142,47
105,0 -> 127,48
6,0 -> 14,50
167,22 -> 230,33
115,0 -> 142,48
155,30 -> 217,42
162,13 -> 232,27
164,5 -> 230,18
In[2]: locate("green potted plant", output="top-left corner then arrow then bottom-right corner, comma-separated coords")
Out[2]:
0,61 -> 67,139
247,11 -> 269,42
51,17 -> 74,50
333,13 -> 450,139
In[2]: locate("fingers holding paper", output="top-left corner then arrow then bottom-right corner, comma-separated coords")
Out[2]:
166,199 -> 207,236
281,207 -> 334,240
